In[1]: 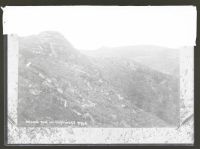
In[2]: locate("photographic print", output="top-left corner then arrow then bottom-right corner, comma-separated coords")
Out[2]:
4,6 -> 196,144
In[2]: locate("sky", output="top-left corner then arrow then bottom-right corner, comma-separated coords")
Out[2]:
2,6 -> 197,50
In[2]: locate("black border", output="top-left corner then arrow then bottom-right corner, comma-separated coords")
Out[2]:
0,0 -> 199,148
0,0 -> 199,6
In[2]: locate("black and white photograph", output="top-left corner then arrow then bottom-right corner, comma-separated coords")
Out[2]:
3,6 -> 196,144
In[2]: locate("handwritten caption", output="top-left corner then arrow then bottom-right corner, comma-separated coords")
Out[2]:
25,120 -> 87,126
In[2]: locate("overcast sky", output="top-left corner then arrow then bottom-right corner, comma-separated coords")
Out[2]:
3,6 -> 197,50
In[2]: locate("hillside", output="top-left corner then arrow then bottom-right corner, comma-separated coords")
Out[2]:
82,45 -> 180,77
18,31 -> 180,127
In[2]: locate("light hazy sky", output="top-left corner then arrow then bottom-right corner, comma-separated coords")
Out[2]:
3,6 -> 197,50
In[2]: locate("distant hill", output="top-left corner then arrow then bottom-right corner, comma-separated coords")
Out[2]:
17,31 -> 180,127
82,45 -> 180,77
